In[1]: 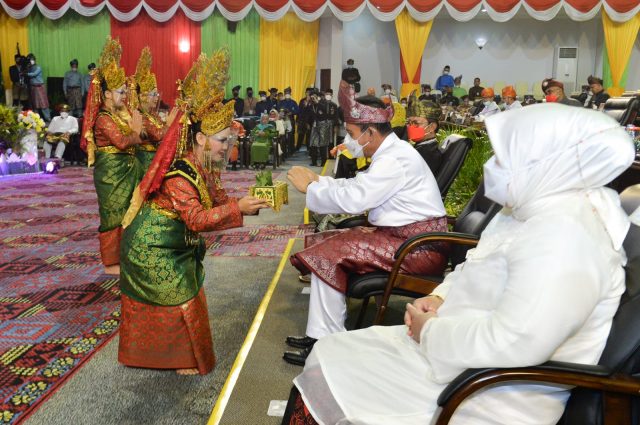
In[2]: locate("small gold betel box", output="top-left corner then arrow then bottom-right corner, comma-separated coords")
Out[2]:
249,180 -> 289,212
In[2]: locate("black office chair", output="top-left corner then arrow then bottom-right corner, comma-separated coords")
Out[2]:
602,96 -> 640,126
346,180 -> 501,328
434,184 -> 640,425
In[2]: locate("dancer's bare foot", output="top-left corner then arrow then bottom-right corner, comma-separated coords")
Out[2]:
176,368 -> 199,375
104,264 -> 120,275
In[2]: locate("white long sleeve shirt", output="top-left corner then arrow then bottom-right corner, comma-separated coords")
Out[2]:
305,132 -> 445,226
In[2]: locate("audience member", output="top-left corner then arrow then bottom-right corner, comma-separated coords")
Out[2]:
406,98 -> 443,174
308,89 -> 338,167
45,104 -> 78,164
468,77 -> 484,101
230,85 -> 244,117
25,54 -> 50,122
297,87 -> 314,150
502,85 -> 522,110
243,87 -> 257,116
474,87 -> 500,119
381,84 -> 398,103
9,54 -> 29,108
586,75 -> 610,110
419,84 -> 436,102
256,90 -> 269,116
542,78 -> 581,107
440,86 -> 460,107
452,75 -> 467,99
435,65 -> 454,91
343,58 -> 361,93
63,59 -> 84,117
250,113 -> 277,168
283,80 -> 447,366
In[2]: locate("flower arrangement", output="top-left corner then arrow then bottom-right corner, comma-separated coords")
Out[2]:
0,104 -> 22,154
17,110 -> 47,139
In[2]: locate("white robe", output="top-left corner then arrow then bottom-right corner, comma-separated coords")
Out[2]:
306,132 -> 445,226
295,192 -> 625,425
505,100 -> 523,110
478,101 -> 501,118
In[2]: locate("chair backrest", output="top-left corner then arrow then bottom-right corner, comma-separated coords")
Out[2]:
415,141 -> 444,179
435,137 -> 473,200
449,179 -> 501,268
515,81 -> 530,97
560,184 -> 640,425
602,96 -> 640,126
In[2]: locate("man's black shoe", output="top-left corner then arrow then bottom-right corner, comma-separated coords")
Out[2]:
283,347 -> 313,366
285,335 -> 317,349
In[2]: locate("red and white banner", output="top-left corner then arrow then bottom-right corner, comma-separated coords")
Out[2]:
1,0 -> 638,22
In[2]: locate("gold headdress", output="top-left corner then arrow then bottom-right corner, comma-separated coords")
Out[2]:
135,47 -> 157,94
98,37 -> 126,91
179,49 -> 234,137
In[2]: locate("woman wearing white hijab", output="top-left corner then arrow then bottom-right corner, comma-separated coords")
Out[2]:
288,104 -> 636,425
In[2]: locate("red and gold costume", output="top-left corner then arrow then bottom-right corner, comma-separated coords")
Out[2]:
118,49 -> 238,374
82,38 -> 142,267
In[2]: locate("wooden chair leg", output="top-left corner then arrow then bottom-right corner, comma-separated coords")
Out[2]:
354,297 -> 370,329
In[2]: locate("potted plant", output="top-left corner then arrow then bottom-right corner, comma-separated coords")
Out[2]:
249,170 -> 289,212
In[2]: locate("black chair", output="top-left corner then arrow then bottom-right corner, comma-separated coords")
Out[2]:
434,184 -> 640,425
602,96 -> 640,126
346,180 -> 501,328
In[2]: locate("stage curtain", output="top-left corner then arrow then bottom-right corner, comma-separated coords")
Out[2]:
602,10 -> 640,96
258,12 -> 318,102
395,9 -> 432,98
0,11 -> 29,89
602,42 -> 629,91
201,9 -> 259,98
110,9 -> 201,106
27,10 -> 109,82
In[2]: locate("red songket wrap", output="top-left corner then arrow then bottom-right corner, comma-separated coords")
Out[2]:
291,217 -> 449,294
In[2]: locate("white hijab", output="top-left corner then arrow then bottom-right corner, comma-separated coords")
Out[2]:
484,103 -> 635,249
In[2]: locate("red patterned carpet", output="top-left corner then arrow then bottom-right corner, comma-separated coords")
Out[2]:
0,167 -> 309,424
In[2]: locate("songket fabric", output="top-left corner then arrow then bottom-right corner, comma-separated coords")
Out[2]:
309,121 -> 332,148
291,217 -> 448,293
136,112 -> 166,171
93,111 -> 143,266
119,154 -> 243,374
66,87 -> 83,112
292,104 -> 635,425
30,84 -> 49,109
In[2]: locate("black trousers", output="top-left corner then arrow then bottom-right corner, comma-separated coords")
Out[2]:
297,123 -> 311,150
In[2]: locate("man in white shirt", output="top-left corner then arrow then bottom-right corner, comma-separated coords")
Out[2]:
45,104 -> 79,164
283,80 -> 447,366
502,86 -> 522,111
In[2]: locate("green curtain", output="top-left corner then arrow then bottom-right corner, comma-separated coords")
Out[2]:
201,9 -> 260,98
602,42 -> 629,90
28,9 -> 110,81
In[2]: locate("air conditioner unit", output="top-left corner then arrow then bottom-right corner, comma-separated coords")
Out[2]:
553,47 -> 578,94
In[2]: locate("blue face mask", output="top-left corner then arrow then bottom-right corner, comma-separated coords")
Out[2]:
343,131 -> 370,158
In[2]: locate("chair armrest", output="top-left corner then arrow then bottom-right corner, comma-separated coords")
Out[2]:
433,361 -> 640,425
335,214 -> 369,229
393,232 -> 479,260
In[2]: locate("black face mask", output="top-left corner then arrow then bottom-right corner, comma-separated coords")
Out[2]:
233,92 -> 239,97
247,91 -> 253,97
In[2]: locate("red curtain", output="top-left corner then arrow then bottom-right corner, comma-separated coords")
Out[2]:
400,51 -> 422,90
110,9 -> 201,106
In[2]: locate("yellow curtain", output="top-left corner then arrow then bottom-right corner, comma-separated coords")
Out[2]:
602,11 -> 640,97
395,10 -> 433,99
259,13 -> 319,103
0,11 -> 29,90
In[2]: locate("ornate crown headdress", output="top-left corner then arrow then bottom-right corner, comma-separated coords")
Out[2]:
98,37 -> 126,91
135,47 -> 157,94
407,90 -> 441,121
178,49 -> 234,138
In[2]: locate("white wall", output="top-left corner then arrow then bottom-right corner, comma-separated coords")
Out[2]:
421,17 -> 602,94
342,10 -> 401,96
316,16 -> 344,95
332,10 -> 640,96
